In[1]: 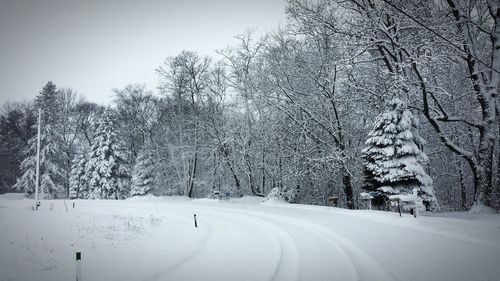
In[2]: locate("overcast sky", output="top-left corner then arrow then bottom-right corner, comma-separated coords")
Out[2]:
0,0 -> 286,105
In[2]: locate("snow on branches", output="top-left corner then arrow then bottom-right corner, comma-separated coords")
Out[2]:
362,98 -> 438,211
86,109 -> 130,199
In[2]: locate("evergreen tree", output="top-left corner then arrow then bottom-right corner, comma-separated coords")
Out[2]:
69,148 -> 89,199
14,137 -> 36,196
130,147 -> 157,196
15,120 -> 64,198
35,82 -> 62,125
86,109 -> 130,199
362,99 -> 439,211
14,82 -> 65,198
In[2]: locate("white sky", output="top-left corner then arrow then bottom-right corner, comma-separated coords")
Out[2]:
0,0 -> 287,105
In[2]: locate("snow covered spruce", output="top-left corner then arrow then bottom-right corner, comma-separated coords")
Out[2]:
362,99 -> 438,212
130,146 -> 159,196
14,82 -> 66,199
84,109 -> 130,199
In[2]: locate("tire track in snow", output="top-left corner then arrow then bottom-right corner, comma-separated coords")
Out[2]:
195,205 -> 359,281
82,202 -> 217,281
126,201 -> 393,281
163,205 -> 300,281
194,206 -> 301,281
218,206 -> 395,281
139,208 -> 215,281
274,204 -> 500,250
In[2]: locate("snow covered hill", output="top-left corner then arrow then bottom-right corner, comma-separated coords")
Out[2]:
1,194 -> 499,281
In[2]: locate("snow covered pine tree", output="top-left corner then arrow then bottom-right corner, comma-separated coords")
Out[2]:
362,99 -> 439,211
130,147 -> 157,196
69,149 -> 89,199
86,109 -> 130,199
14,82 -> 65,199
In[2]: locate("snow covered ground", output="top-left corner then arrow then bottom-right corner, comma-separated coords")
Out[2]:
1,194 -> 499,281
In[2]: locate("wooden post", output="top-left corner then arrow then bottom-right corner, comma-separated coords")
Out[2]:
397,200 -> 402,217
194,214 -> 197,228
76,252 -> 82,281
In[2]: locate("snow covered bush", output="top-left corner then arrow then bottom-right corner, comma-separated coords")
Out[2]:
362,98 -> 439,211
266,187 -> 294,203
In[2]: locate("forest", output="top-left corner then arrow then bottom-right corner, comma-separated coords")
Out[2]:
1,0 -> 499,211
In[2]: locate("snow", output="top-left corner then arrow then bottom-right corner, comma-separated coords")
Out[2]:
359,192 -> 373,199
1,194 -> 499,281
0,193 -> 26,200
264,188 -> 290,204
468,204 -> 499,215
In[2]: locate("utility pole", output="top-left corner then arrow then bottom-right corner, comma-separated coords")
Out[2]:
34,108 -> 41,210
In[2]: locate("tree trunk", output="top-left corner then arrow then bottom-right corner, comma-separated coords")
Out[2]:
187,149 -> 198,198
474,135 -> 494,206
261,151 -> 266,194
244,152 -> 264,197
458,159 -> 468,210
474,7 -> 500,207
187,128 -> 199,198
212,151 -> 218,191
342,171 -> 354,209
221,150 -> 241,195
497,119 -> 500,206
66,153 -> 71,198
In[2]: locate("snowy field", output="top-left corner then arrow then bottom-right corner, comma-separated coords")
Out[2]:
1,194 -> 500,281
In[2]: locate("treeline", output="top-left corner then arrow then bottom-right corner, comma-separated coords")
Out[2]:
1,0 -> 499,210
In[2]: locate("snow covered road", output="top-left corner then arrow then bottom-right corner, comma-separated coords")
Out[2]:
1,196 -> 500,281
